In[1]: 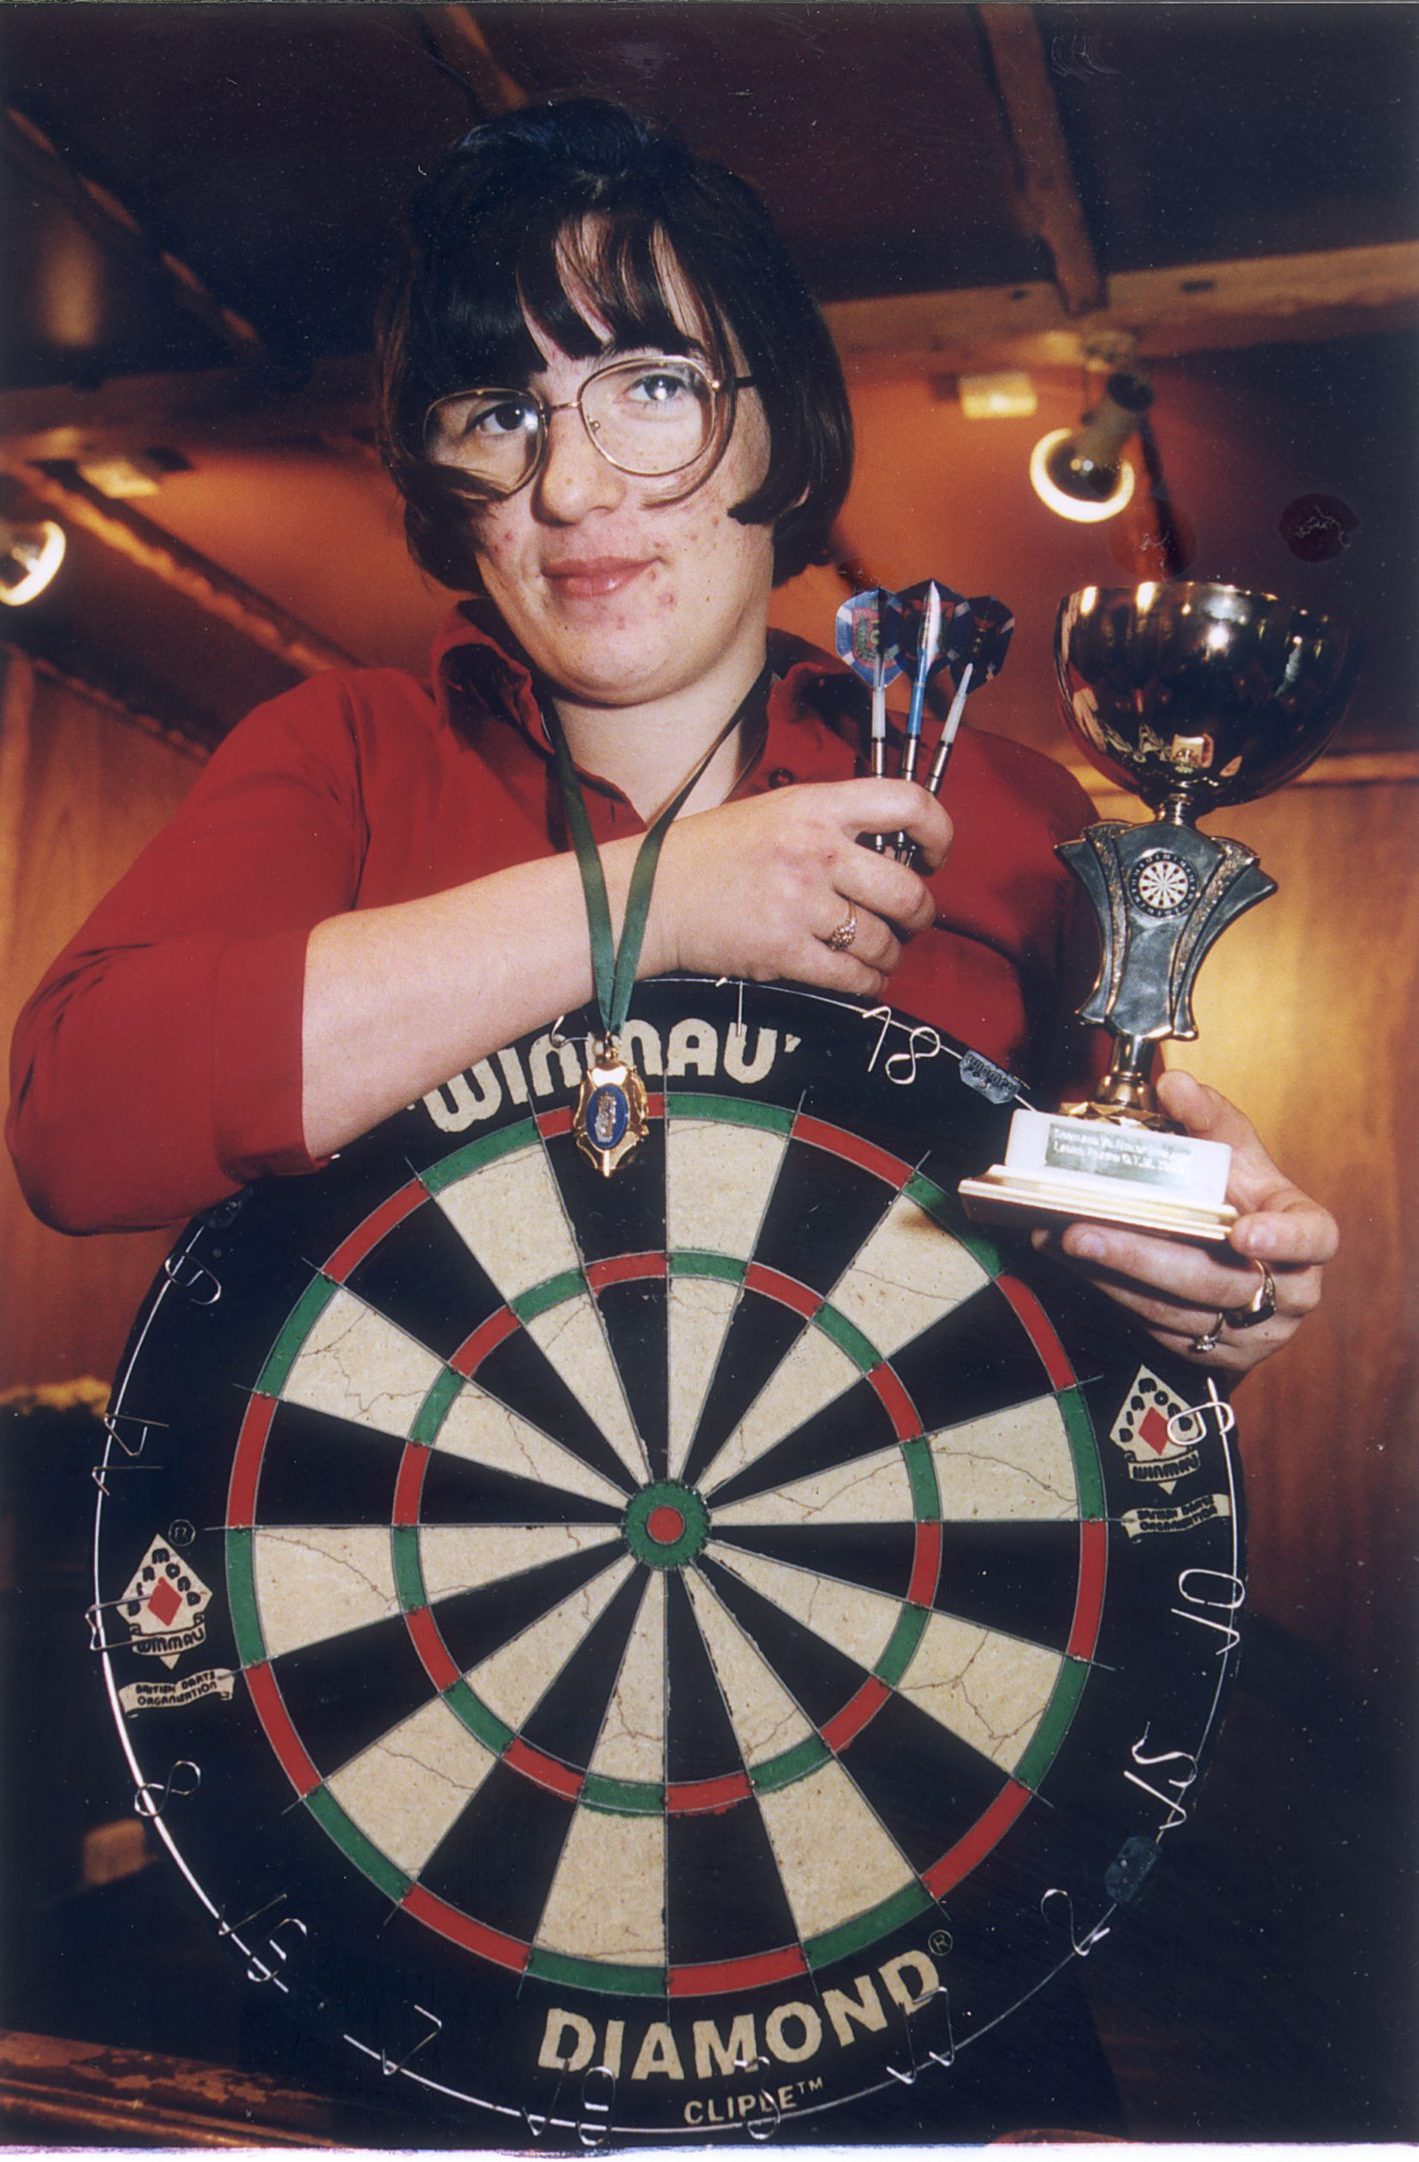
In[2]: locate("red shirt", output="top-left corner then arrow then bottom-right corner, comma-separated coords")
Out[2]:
7,609 -> 1104,1233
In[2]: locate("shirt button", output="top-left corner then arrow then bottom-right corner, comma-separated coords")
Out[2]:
768,767 -> 795,789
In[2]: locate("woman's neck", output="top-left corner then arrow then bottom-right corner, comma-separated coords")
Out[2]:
550,637 -> 770,823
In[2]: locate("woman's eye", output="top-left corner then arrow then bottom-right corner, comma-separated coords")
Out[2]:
471,398 -> 538,437
625,367 -> 699,406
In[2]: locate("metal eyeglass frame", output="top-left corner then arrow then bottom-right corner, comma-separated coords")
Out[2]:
423,355 -> 757,498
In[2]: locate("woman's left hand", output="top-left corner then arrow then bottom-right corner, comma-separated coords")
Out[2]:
1030,1070 -> 1338,1376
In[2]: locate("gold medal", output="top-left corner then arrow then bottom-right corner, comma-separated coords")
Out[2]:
573,1037 -> 650,1178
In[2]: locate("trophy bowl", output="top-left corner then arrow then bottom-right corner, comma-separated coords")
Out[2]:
1056,581 -> 1361,813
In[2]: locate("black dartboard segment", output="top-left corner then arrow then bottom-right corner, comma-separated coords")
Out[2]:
94,981 -> 1243,2141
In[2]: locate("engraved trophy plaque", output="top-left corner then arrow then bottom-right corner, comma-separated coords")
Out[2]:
960,580 -> 1360,1241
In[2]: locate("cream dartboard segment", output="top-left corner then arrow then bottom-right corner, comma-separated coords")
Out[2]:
94,978 -> 1242,2141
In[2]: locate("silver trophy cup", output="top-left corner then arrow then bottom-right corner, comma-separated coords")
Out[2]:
960,580 -> 1360,1240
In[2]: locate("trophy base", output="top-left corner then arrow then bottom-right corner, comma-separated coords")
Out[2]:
959,1107 -> 1237,1244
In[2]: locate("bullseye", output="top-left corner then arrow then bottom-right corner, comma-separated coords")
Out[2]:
622,1479 -> 710,1570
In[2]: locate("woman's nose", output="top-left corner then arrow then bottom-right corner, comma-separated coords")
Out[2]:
534,406 -> 626,521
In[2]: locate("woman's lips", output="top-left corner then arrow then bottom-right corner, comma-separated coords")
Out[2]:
542,556 -> 655,600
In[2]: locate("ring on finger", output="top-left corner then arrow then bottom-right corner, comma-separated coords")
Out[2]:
1189,1259 -> 1278,1354
825,908 -> 858,954
1222,1257 -> 1278,1330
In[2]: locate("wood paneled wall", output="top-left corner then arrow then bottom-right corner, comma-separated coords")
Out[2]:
2,648 -> 1414,1701
1091,769 -> 1419,1703
0,649 -> 200,1391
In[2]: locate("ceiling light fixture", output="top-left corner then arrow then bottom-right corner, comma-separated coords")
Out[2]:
0,518 -> 67,607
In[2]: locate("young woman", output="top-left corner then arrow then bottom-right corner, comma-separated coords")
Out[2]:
8,99 -> 1332,1377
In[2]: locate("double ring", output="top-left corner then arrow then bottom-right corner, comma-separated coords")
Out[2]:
1189,1258 -> 1278,1355
826,908 -> 859,954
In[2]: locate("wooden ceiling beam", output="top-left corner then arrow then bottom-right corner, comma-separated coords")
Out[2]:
973,4 -> 1106,316
7,460 -> 356,680
0,355 -> 375,464
2,106 -> 275,372
824,240 -> 1419,378
417,7 -> 528,115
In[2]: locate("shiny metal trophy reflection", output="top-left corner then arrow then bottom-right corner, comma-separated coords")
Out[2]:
960,581 -> 1360,1240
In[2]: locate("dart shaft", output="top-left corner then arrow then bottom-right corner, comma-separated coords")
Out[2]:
869,666 -> 888,848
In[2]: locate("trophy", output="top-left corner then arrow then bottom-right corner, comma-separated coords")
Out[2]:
959,580 -> 1360,1241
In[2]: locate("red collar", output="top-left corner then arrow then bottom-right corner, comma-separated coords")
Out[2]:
429,602 -> 869,807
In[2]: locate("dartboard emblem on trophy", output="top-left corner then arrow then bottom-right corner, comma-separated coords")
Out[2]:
1127,849 -> 1200,918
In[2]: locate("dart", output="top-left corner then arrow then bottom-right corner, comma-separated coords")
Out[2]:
835,587 -> 902,847
884,579 -> 968,856
922,593 -> 1016,803
896,593 -> 1016,868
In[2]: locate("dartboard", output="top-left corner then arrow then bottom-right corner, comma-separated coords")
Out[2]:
93,980 -> 1242,2142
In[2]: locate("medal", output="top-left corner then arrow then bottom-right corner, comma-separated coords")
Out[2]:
543,662 -> 772,1178
574,1035 -> 651,1177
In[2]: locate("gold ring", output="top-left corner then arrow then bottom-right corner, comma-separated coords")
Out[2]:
1190,1259 -> 1278,1353
826,909 -> 858,954
1222,1258 -> 1278,1331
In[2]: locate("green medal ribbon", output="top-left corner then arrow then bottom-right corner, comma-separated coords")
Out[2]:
542,661 -> 773,1043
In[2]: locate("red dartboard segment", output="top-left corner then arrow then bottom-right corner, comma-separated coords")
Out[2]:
866,1360 -> 922,1442
504,1737 -> 586,1801
1066,1518 -> 1109,1660
449,1304 -> 521,1376
585,1252 -> 668,1292
227,1392 -> 276,1529
907,1520 -> 944,1606
921,1779 -> 1034,1898
665,1771 -> 754,1816
322,1177 -> 430,1283
392,1442 -> 432,1527
820,1675 -> 892,1752
404,1602 -> 462,1693
402,1884 -> 531,1974
668,1944 -> 808,1998
743,1261 -> 821,1321
243,1660 -> 322,1800
790,1111 -> 913,1190
995,1273 -> 1078,1392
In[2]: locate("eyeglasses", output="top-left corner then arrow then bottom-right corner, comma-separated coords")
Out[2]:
423,354 -> 755,496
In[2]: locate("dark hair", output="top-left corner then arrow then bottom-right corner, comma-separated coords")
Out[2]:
376,100 -> 853,589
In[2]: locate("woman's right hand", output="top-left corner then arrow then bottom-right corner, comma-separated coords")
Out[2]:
649,778 -> 951,999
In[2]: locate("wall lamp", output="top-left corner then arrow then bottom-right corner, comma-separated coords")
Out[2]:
0,517 -> 67,607
1029,372 -> 1154,523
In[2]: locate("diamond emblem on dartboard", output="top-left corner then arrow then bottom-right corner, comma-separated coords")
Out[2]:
1110,1367 -> 1199,1492
120,1536 -> 212,1668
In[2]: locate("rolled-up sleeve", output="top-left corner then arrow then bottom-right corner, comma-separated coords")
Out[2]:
7,674 -> 367,1234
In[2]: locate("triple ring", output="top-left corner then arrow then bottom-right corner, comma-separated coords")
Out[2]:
826,908 -> 859,954
1189,1258 -> 1278,1355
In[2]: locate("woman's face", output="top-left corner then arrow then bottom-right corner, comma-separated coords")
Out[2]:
449,283 -> 776,714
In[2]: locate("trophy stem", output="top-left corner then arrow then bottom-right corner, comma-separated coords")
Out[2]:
1067,1036 -> 1170,1129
